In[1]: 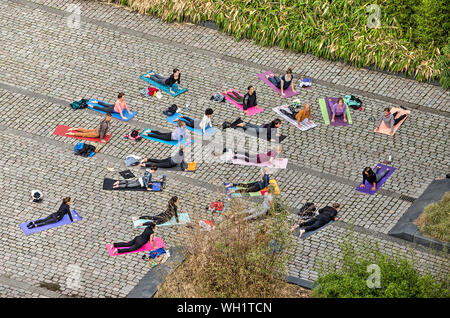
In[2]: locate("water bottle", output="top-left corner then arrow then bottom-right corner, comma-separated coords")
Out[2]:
185,104 -> 189,112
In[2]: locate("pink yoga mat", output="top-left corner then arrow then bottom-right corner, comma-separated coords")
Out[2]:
107,237 -> 166,256
53,125 -> 112,143
223,89 -> 264,116
257,71 -> 300,98
231,158 -> 288,169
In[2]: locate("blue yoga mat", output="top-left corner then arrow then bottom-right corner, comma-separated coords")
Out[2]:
140,128 -> 193,147
140,71 -> 187,97
87,99 -> 136,121
132,213 -> 191,228
294,220 -> 334,240
165,113 -> 217,136
20,210 -> 82,235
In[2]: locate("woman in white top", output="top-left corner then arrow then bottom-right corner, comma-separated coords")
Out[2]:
175,108 -> 214,135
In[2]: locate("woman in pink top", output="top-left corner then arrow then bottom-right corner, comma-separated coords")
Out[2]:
89,92 -> 131,120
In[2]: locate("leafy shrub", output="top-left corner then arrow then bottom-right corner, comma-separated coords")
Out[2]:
417,192 -> 450,242
413,0 -> 450,49
437,41 -> 450,89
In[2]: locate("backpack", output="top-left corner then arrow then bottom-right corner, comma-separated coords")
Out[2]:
74,143 -> 96,157
162,104 -> 178,117
300,78 -> 312,88
70,99 -> 88,110
142,248 -> 170,268
297,202 -> 316,220
208,201 -> 224,212
124,129 -> 143,141
124,155 -> 141,167
344,95 -> 362,110
210,92 -> 225,102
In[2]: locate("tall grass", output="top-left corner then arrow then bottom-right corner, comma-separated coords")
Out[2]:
416,192 -> 450,242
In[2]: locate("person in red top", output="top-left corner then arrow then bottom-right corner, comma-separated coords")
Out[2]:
88,92 -> 132,120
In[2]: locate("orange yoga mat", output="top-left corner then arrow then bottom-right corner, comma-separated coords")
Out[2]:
374,108 -> 410,136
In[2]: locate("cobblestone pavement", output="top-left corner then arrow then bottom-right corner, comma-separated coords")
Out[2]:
0,0 -> 448,297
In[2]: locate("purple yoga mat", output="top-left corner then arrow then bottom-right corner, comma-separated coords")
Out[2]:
257,71 -> 300,98
20,210 -> 82,235
355,164 -> 396,195
325,97 -> 349,127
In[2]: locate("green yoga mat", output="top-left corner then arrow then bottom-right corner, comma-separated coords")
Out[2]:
132,213 -> 191,228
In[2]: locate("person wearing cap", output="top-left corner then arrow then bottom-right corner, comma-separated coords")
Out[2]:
66,113 -> 112,143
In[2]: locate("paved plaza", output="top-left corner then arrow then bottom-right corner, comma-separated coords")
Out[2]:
0,0 -> 449,297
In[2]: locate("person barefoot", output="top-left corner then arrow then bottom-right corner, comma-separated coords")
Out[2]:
298,229 -> 306,238
144,72 -> 155,78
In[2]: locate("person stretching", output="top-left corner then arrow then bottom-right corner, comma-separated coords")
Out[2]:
228,118 -> 282,142
243,185 -> 275,221
113,166 -> 157,190
175,108 -> 214,135
140,146 -> 188,171
27,197 -> 74,229
144,68 -> 183,95
360,166 -> 390,192
143,121 -> 187,144
266,68 -> 297,96
110,222 -> 156,255
88,92 -> 132,121
66,113 -> 112,143
225,168 -> 271,194
224,86 -> 257,115
280,104 -> 312,128
228,145 -> 283,166
330,98 -> 347,123
290,203 -> 340,238
375,107 -> 407,135
133,196 -> 180,225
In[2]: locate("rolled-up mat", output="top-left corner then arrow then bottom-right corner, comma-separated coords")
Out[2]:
355,164 -> 396,195
20,210 -> 82,235
231,157 -> 288,169
256,71 -> 300,98
140,70 -> 187,97
102,178 -> 162,191
165,112 -> 217,136
223,89 -> 264,116
132,213 -> 191,228
107,237 -> 166,256
87,99 -> 136,121
52,125 -> 112,143
140,128 -> 193,147
224,179 -> 280,198
294,220 -> 334,240
374,107 -> 410,135
319,97 -> 352,126
273,105 -> 317,131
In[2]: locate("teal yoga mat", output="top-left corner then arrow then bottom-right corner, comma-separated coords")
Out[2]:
140,70 -> 187,97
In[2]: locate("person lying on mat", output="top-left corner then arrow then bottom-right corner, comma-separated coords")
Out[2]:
66,113 -> 112,143
144,68 -> 183,95
225,168 -> 271,194
360,166 -> 390,192
133,196 -> 180,225
229,118 -> 282,142
330,98 -> 347,123
27,197 -> 74,229
224,86 -> 257,115
175,108 -> 214,135
140,146 -> 189,171
110,222 -> 156,255
226,145 -> 283,165
88,92 -> 132,121
143,120 -> 187,143
243,185 -> 275,221
280,103 -> 312,128
375,107 -> 407,135
112,166 -> 157,190
290,203 -> 340,238
266,68 -> 297,96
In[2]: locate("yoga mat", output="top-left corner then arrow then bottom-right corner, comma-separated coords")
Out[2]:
319,98 -> 352,126
141,162 -> 196,172
140,129 -> 193,147
355,164 -> 396,195
374,107 -> 410,136
140,70 -> 187,97
132,213 -> 191,228
294,220 -> 334,240
224,179 -> 280,198
87,99 -> 136,121
102,178 -> 162,192
231,157 -> 288,169
273,106 -> 317,131
20,210 -> 82,235
223,89 -> 264,116
165,112 -> 218,136
232,126 -> 287,143
52,125 -> 112,143
256,71 -> 300,98
107,237 -> 166,256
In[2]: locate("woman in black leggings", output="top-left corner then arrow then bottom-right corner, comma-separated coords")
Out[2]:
133,196 -> 180,225
143,121 -> 187,142
111,222 -> 156,255
140,147 -> 188,171
27,197 -> 73,229
144,68 -> 183,95
225,169 -> 270,194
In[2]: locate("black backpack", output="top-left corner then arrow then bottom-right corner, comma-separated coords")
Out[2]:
297,202 -> 316,219
163,104 -> 178,116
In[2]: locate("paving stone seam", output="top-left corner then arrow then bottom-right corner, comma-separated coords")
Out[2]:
0,274 -> 65,298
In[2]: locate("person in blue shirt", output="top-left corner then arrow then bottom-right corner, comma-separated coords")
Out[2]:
112,167 -> 157,190
143,121 -> 187,143
225,168 -> 271,194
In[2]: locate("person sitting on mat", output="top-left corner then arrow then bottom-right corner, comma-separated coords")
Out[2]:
375,107 -> 407,135
144,68 -> 183,95
88,92 -> 132,121
330,98 -> 347,123
290,203 -> 340,238
224,86 -> 257,115
225,168 -> 271,194
360,166 -> 390,192
110,222 -> 156,255
140,146 -> 189,171
133,196 -> 180,225
143,120 -> 187,143
27,197 -> 74,229
280,103 -> 312,129
175,108 -> 214,135
113,166 -> 157,190
228,118 -> 282,142
66,113 -> 112,143
225,145 -> 283,166
266,68 -> 297,96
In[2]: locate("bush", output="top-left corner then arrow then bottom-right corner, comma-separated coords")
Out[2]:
416,192 -> 450,242
413,0 -> 450,49
437,41 -> 450,89
313,232 -> 449,298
